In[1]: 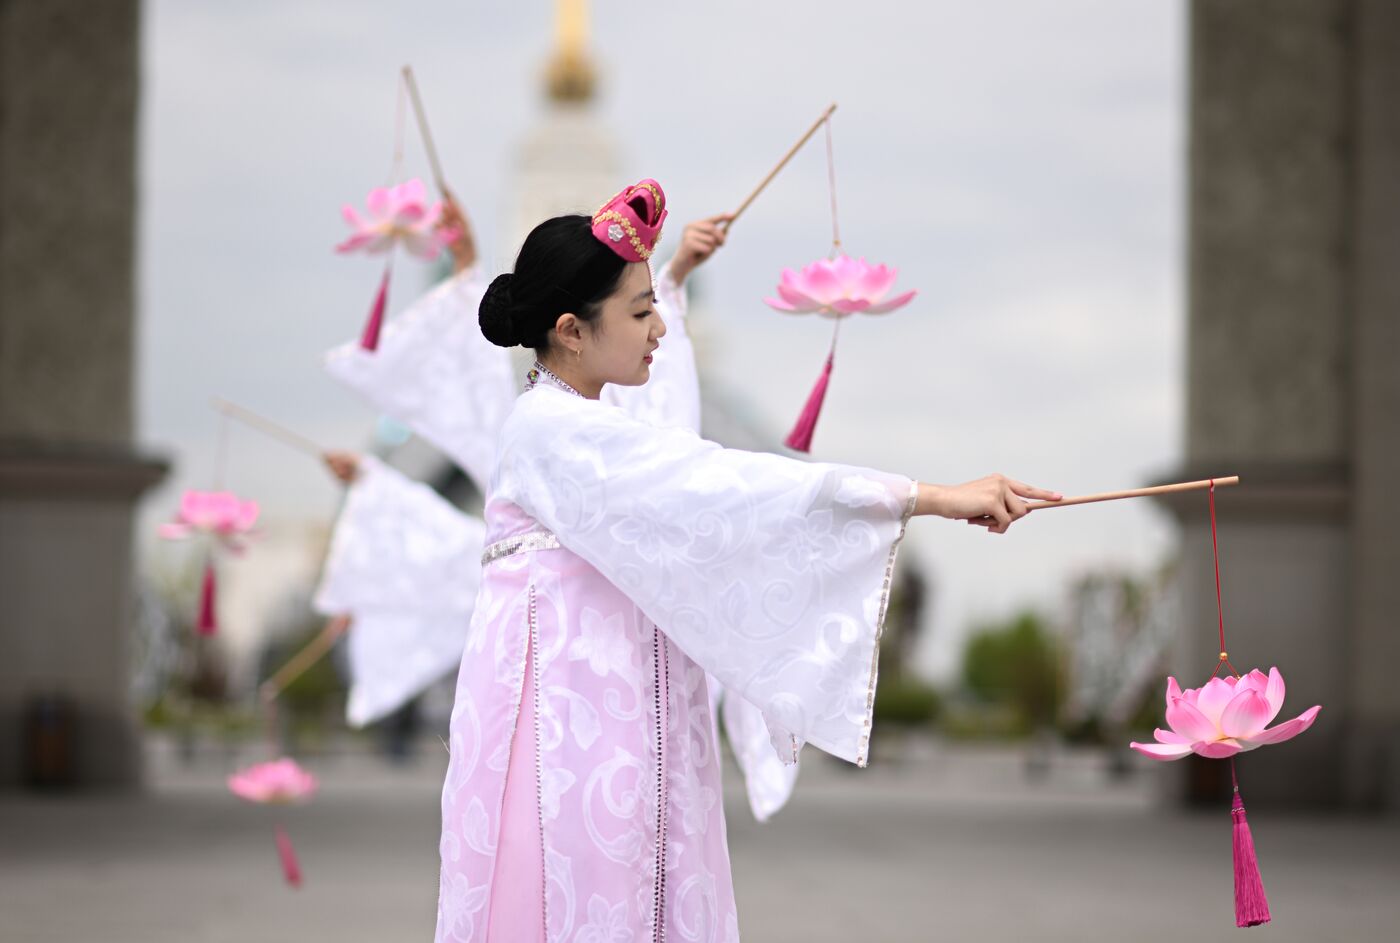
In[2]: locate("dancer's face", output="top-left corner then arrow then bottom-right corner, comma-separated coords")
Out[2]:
569,261 -> 666,389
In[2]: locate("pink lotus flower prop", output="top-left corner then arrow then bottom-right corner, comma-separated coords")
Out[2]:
1130,668 -> 1320,761
764,255 -> 916,318
158,489 -> 259,637
158,489 -> 260,546
229,758 -> 318,889
335,178 -> 457,351
335,178 -> 452,259
227,757 -> 319,804
762,255 -> 918,452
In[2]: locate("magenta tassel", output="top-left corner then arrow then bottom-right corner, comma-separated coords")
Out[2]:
275,823 -> 303,889
785,350 -> 835,453
1230,779 -> 1271,927
359,265 -> 391,351
196,561 -> 217,636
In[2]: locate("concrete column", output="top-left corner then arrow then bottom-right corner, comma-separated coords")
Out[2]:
1166,0 -> 1400,809
0,0 -> 165,789
1347,0 -> 1400,810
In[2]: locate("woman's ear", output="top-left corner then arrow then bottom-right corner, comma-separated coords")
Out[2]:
553,312 -> 584,354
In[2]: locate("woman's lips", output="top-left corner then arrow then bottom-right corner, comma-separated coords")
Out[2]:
643,353 -> 654,364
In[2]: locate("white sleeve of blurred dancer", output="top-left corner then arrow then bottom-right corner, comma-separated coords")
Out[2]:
313,455 -> 487,727
600,261 -> 701,433
323,266 -> 515,492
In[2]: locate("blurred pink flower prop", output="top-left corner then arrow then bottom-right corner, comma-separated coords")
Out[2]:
229,758 -> 318,889
335,179 -> 452,259
762,255 -> 917,452
1130,668 -> 1320,761
158,489 -> 260,547
228,758 -> 319,804
335,178 -> 456,351
158,489 -> 259,637
764,255 -> 916,318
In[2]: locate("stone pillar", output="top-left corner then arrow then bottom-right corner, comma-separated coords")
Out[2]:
0,0 -> 165,789
1347,0 -> 1400,811
1161,0 -> 1400,809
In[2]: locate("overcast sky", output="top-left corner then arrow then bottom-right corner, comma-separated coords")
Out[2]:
136,0 -> 1186,679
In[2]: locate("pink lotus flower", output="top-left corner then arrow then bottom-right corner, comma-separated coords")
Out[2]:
229,759 -> 317,888
1131,668 -> 1320,761
335,178 -> 452,259
227,758 -> 319,804
764,255 -> 917,318
158,489 -> 259,544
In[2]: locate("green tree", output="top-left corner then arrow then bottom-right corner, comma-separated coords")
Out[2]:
960,611 -> 1062,733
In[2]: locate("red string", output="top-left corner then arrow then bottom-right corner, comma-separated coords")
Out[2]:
1208,479 -> 1240,679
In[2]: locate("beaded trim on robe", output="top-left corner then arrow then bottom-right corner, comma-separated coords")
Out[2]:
854,478 -> 921,767
481,530 -> 562,566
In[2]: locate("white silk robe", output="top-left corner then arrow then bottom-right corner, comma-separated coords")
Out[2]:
313,455 -> 486,726
316,264 -> 803,823
436,374 -> 917,941
315,266 -> 504,727
316,259 -> 917,941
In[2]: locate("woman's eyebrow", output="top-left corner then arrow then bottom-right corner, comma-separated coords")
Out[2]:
632,288 -> 654,302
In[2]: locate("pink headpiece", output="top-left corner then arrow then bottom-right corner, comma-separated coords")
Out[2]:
591,179 -> 667,262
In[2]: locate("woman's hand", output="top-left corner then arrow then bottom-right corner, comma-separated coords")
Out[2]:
667,213 -> 732,286
323,450 -> 361,485
440,189 -> 477,274
916,475 -> 1061,534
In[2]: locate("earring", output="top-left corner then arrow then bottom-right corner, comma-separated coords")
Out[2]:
575,347 -> 581,362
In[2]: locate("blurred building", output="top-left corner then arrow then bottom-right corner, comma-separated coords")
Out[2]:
507,0 -> 619,257
1158,0 -> 1399,809
0,1 -> 164,788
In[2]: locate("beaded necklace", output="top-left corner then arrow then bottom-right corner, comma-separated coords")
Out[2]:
524,360 -> 585,399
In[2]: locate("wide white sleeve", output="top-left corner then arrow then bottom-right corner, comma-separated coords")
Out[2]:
323,267 -> 515,492
497,390 -> 918,766
313,456 -> 486,727
712,682 -> 800,820
600,261 -> 701,433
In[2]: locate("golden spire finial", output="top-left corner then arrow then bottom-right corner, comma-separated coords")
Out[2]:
545,0 -> 596,103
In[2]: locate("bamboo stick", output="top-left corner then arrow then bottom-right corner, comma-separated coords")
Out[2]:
1025,476 -> 1240,511
259,615 -> 351,704
402,65 -> 448,196
722,102 -> 837,232
209,397 -> 325,458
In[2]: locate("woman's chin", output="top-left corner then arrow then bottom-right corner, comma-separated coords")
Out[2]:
619,364 -> 651,387
603,367 -> 651,388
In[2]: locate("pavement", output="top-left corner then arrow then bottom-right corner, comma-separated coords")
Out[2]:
1,735 -> 1396,942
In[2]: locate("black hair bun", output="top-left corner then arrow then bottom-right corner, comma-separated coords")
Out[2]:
479,273 -> 520,347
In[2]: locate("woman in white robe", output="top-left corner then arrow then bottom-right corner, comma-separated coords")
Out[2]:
317,199 -> 799,821
433,180 -> 1059,942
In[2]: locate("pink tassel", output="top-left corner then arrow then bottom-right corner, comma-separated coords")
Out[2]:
196,560 -> 217,636
359,264 -> 391,351
1230,765 -> 1270,927
785,350 -> 835,453
274,823 -> 303,889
